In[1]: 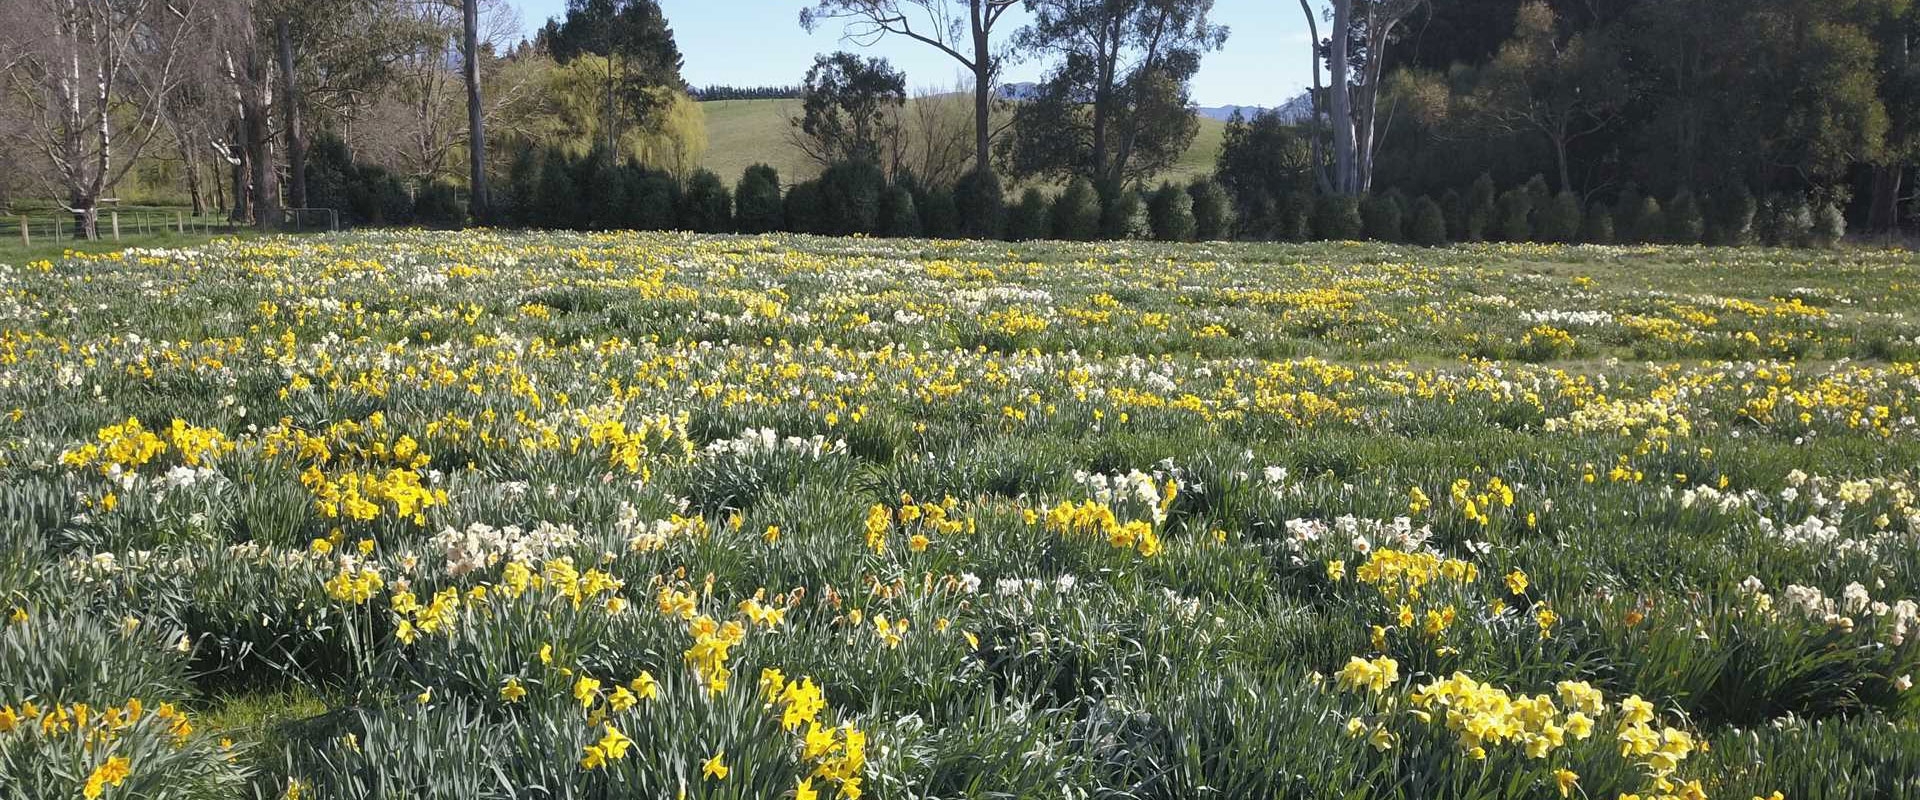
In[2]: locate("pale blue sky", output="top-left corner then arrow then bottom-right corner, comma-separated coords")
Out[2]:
506,1 -> 1314,107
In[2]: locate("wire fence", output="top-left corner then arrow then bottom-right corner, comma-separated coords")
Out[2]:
1,209 -> 250,245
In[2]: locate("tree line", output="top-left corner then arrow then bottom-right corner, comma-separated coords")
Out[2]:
8,0 -> 1918,243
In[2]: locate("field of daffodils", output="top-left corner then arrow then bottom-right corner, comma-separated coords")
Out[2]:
2,231 -> 1918,799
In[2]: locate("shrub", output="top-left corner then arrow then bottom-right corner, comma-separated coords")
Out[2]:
1523,174 -> 1551,210
412,182 -> 464,229
1536,191 -> 1581,243
1581,205 -> 1615,245
1708,184 -> 1756,246
920,187 -> 959,238
1101,189 -> 1150,240
1466,173 -> 1496,241
1812,199 -> 1847,247
1494,188 -> 1532,242
878,185 -> 920,237
1277,192 -> 1314,242
1006,188 -> 1052,242
501,141 -> 541,228
953,168 -> 1006,239
784,179 -> 825,234
531,147 -> 580,229
579,151 -> 629,229
734,164 -> 784,233
680,169 -> 732,233
1439,188 -> 1465,242
1188,178 -> 1233,240
1613,185 -> 1643,241
630,167 -> 680,231
1631,196 -> 1665,244
1361,194 -> 1403,242
303,133 -> 360,226
1769,193 -> 1817,246
1666,189 -> 1704,244
1052,178 -> 1102,241
1409,196 -> 1447,246
1312,195 -> 1362,240
819,159 -> 886,235
1148,182 -> 1197,242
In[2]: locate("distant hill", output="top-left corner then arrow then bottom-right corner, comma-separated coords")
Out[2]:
697,94 -> 1227,187
1196,93 -> 1315,123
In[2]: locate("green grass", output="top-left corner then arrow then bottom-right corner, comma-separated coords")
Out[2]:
6,232 -> 1918,799
0,229 -> 257,262
696,96 -> 1226,186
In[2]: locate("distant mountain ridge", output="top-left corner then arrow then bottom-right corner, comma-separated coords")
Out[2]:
997,83 -> 1315,124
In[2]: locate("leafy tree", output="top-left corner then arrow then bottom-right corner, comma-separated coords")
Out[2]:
1000,0 -> 1226,187
579,147 -> 631,229
1707,184 -> 1757,246
501,141 -> 543,227
789,52 -> 906,169
801,0 -> 1020,174
1613,185 -> 1643,240
1214,110 -> 1318,233
1761,192 -> 1814,246
1472,2 -> 1629,193
735,164 -> 784,233
1813,197 -> 1849,246
541,0 -> 686,153
527,55 -> 707,173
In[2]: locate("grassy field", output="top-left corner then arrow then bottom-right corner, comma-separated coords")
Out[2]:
698,97 -> 1227,186
2,231 -> 1919,798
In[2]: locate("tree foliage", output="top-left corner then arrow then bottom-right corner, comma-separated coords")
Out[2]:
790,52 -> 907,169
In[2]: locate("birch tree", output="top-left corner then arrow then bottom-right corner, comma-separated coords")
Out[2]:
0,0 -> 199,238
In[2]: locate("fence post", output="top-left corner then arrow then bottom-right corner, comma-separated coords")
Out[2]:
18,216 -> 26,246
111,211 -> 120,241
177,211 -> 184,233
